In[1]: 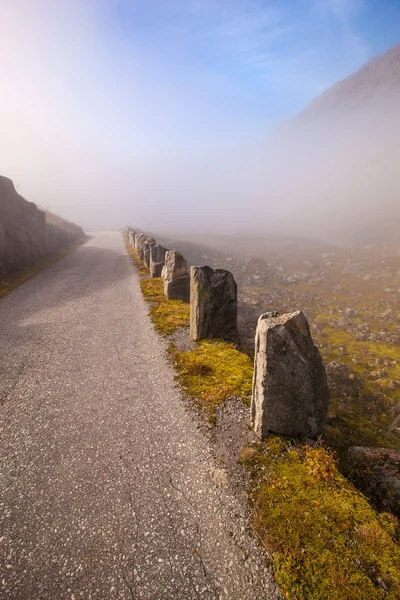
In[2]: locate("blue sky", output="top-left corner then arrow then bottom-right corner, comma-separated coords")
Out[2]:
105,0 -> 400,119
0,0 -> 399,229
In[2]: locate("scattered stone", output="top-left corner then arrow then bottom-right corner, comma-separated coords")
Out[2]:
345,308 -> 358,318
190,266 -> 238,342
389,380 -> 400,391
250,311 -> 330,439
210,467 -> 229,488
161,251 -> 190,302
347,446 -> 400,517
325,361 -> 360,397
150,245 -> 168,278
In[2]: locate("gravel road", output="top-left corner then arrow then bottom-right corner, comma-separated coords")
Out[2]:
0,231 -> 278,600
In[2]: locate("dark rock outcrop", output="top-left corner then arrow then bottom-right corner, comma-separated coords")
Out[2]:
161,251 -> 190,302
0,176 -> 85,277
190,266 -> 238,342
250,311 -> 330,439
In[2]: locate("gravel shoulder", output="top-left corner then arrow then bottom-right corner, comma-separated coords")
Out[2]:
0,231 -> 278,600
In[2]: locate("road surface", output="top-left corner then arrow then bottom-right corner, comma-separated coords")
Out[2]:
0,232 -> 277,599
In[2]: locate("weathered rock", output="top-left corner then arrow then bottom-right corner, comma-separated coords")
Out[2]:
250,311 -> 330,439
150,245 -> 168,278
128,229 -> 136,245
190,266 -> 238,342
143,238 -> 156,268
161,251 -> 190,302
345,308 -> 358,318
135,234 -> 147,260
347,446 -> 400,517
0,175 -> 85,277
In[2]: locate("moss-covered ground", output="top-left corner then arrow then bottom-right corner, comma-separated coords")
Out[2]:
124,234 -> 400,600
245,437 -> 400,600
169,340 -> 253,419
124,238 -> 190,334
125,241 -> 150,275
141,278 -> 190,335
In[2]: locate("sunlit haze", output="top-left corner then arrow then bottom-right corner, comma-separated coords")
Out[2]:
0,0 -> 399,240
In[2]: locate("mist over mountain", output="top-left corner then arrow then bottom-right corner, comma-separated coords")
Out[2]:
300,44 -> 400,117
265,43 -> 400,244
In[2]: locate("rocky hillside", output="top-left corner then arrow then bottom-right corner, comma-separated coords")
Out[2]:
0,175 -> 85,278
300,43 -> 400,117
271,42 -> 400,244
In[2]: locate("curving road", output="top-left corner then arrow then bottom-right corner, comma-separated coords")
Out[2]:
0,231 -> 277,600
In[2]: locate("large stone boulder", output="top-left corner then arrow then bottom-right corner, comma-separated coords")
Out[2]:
190,266 -> 238,342
150,245 -> 168,278
250,311 -> 330,439
161,251 -> 190,302
143,238 -> 156,268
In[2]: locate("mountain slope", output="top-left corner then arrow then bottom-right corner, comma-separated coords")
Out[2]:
301,43 -> 400,117
268,42 -> 400,244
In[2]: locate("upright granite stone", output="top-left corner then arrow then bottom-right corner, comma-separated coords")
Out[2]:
150,245 -> 168,278
161,251 -> 190,302
143,238 -> 156,268
190,266 -> 238,342
129,229 -> 137,245
250,311 -> 330,439
135,234 -> 147,260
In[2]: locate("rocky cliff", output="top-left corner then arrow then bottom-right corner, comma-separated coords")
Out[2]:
0,175 -> 85,278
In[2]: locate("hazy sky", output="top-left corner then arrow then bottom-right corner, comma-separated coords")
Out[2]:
0,0 -> 399,233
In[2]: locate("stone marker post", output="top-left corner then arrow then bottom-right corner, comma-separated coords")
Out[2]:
143,238 -> 156,268
250,311 -> 330,439
161,251 -> 190,301
129,229 -> 136,245
135,234 -> 147,260
190,266 -> 238,342
150,245 -> 168,278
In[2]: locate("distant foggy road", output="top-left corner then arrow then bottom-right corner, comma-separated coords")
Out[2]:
0,232 -> 276,600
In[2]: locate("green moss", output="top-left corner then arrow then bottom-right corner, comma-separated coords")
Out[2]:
140,278 -> 190,335
169,340 -> 253,416
248,438 -> 400,600
318,327 -> 400,454
125,240 -> 150,275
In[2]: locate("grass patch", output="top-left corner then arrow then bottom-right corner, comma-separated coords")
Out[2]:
0,239 -> 88,298
124,237 -> 189,334
247,437 -> 400,600
140,278 -> 190,335
125,240 -> 149,275
169,339 -> 253,416
318,327 -> 400,455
